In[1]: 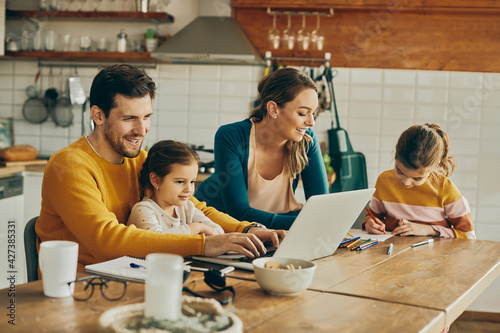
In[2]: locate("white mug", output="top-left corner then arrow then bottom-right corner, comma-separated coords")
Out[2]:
144,253 -> 183,321
39,241 -> 79,298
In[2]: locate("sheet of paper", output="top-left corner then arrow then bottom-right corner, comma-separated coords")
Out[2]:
348,228 -> 394,242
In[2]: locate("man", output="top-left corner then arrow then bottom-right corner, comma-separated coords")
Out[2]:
37,64 -> 285,271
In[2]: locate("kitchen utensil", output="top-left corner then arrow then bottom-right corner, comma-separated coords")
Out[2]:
25,71 -> 40,99
22,71 -> 49,124
68,67 -> 86,105
267,14 -> 280,50
51,72 -> 74,127
44,67 -> 59,111
296,14 -> 310,51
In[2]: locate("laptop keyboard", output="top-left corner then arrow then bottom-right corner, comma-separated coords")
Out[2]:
237,250 -> 276,263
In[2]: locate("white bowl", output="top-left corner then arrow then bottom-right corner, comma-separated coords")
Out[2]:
252,257 -> 316,296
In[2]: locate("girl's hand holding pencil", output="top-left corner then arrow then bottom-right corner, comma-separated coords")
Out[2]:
365,208 -> 386,235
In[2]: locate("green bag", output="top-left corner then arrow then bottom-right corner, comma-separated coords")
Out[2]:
323,67 -> 368,193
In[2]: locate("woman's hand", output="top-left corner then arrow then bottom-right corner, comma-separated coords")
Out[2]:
364,218 -> 386,235
392,219 -> 439,237
204,233 -> 267,258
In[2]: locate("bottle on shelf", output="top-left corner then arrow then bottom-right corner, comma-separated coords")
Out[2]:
117,29 -> 128,53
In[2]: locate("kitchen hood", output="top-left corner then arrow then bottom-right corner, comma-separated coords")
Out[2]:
151,16 -> 264,65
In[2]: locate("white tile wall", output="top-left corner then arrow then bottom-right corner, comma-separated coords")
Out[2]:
1,59 -> 499,312
1,59 -> 499,242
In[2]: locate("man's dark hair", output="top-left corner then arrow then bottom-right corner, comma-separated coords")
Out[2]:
89,64 -> 156,117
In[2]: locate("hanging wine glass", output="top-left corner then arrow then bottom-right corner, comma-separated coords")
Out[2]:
311,14 -> 325,51
281,14 -> 295,50
296,14 -> 310,51
267,15 -> 280,50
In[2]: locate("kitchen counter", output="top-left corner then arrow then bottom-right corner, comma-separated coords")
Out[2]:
0,160 -> 47,178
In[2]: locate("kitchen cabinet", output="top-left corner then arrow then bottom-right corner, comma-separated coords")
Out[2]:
0,175 -> 26,289
4,9 -> 174,62
23,171 -> 43,225
231,0 -> 500,73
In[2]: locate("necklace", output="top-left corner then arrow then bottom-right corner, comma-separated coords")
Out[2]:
85,135 -> 103,159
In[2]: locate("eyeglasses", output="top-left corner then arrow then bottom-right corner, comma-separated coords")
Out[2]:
182,268 -> 235,305
68,276 -> 128,301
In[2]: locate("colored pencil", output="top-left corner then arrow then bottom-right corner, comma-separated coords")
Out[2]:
350,238 -> 372,251
366,208 -> 386,234
387,243 -> 393,255
357,240 -> 379,251
340,237 -> 360,248
346,239 -> 362,249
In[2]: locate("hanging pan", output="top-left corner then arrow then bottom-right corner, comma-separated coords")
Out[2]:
51,70 -> 74,127
22,70 -> 49,124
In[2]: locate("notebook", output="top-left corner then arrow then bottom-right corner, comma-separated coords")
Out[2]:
85,256 -> 148,283
84,256 -> 203,283
192,188 -> 375,271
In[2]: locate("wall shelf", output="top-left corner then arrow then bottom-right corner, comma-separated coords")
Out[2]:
3,10 -> 173,64
6,9 -> 174,24
3,51 -> 155,64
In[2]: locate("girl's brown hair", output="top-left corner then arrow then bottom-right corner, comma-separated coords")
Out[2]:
249,68 -> 317,178
139,140 -> 199,199
395,123 -> 456,177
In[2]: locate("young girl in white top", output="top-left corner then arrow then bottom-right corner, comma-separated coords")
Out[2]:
127,140 -> 224,235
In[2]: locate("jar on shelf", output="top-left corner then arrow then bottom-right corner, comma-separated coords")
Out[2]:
117,30 -> 128,53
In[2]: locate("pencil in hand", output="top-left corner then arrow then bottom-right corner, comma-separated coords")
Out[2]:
365,208 -> 386,234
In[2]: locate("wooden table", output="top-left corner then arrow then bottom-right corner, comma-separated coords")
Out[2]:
0,236 -> 498,332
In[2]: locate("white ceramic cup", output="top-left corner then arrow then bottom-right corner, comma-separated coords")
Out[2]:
39,241 -> 79,298
144,253 -> 183,321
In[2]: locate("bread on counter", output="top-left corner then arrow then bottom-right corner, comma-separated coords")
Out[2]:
0,145 -> 38,161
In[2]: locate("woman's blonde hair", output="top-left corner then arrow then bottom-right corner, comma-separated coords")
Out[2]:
249,68 -> 317,178
395,123 -> 456,177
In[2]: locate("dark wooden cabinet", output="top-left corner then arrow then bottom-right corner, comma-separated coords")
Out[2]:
232,0 -> 500,72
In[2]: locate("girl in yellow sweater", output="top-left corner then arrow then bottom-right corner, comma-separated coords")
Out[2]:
363,123 -> 475,239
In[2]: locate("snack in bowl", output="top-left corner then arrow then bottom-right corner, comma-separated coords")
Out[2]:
253,257 -> 316,296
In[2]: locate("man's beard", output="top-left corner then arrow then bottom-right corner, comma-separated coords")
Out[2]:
103,124 -> 142,159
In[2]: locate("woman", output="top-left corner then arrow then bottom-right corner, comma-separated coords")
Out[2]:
195,68 -> 329,230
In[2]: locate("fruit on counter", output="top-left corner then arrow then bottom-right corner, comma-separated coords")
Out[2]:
0,145 -> 38,161
322,153 -> 334,174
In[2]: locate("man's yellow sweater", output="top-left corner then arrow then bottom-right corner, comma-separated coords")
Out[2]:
36,137 -> 250,271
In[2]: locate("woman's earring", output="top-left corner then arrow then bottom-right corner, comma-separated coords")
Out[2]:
273,114 -> 277,119
156,187 -> 159,190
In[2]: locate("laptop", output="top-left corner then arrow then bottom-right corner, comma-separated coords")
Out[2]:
192,188 -> 375,271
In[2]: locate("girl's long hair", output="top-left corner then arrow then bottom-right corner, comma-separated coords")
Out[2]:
249,68 -> 317,178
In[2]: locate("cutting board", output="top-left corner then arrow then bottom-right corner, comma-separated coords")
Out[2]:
0,159 -> 48,167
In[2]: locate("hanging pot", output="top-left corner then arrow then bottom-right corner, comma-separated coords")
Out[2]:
22,70 -> 49,124
51,71 -> 74,127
